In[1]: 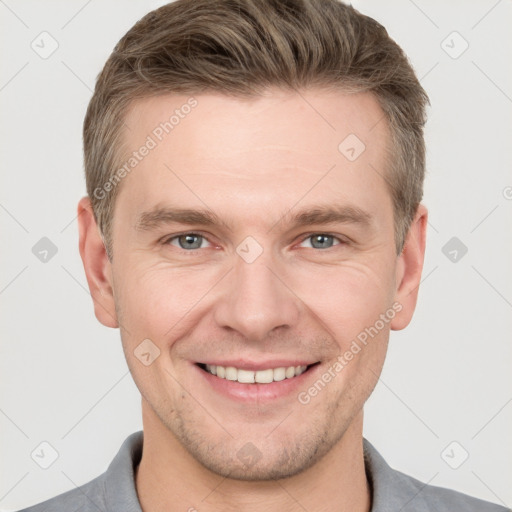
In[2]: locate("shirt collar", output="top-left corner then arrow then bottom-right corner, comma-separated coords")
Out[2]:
104,431 -> 144,512
363,438 -> 430,511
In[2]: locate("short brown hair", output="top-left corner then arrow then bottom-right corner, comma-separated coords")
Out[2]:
83,0 -> 428,258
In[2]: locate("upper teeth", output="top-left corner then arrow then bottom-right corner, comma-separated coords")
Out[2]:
205,364 -> 307,384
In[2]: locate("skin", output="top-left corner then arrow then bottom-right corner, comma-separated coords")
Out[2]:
78,88 -> 427,512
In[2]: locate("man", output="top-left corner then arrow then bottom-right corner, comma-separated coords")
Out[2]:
17,0 -> 508,510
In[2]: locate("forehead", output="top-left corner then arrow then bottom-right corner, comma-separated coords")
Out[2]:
117,89 -> 392,226
123,88 -> 388,156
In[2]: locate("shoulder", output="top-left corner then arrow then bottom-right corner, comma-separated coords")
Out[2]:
15,431 -> 143,512
15,474 -> 107,512
363,438 -> 509,512
390,466 -> 509,512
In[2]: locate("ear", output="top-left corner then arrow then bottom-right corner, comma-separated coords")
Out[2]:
77,196 -> 119,328
391,204 -> 428,331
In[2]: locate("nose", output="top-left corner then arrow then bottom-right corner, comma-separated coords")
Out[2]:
213,252 -> 301,342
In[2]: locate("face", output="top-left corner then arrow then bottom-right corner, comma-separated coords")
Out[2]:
80,88 -> 426,480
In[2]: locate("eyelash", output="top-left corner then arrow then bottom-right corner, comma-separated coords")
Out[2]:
161,232 -> 348,251
162,232 -> 213,250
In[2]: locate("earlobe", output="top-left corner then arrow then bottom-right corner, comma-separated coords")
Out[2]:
390,204 -> 428,331
77,196 -> 119,328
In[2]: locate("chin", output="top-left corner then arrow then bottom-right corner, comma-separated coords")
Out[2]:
170,418 -> 342,481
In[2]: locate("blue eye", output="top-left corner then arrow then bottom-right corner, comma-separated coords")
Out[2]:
163,233 -> 343,251
168,233 -> 209,250
300,234 -> 340,249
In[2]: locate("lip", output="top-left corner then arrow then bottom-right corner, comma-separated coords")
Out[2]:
194,361 -> 321,402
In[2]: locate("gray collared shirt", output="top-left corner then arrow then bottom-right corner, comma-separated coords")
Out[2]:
17,431 -> 509,511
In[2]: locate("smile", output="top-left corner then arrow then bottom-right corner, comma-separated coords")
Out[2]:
195,361 -> 321,402
202,364 -> 309,384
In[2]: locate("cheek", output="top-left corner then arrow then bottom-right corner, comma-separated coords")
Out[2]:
287,258 -> 397,342
113,261 -> 220,340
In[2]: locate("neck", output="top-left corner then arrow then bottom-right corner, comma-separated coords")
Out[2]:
135,401 -> 371,512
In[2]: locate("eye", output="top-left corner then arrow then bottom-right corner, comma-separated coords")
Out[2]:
166,233 -> 211,250
299,234 -> 342,249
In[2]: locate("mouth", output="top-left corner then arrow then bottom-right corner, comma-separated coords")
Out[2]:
194,360 -> 322,406
194,361 -> 321,402
197,362 -> 314,383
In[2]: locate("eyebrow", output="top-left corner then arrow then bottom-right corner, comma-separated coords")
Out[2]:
136,208 -> 222,231
286,205 -> 373,230
135,204 -> 373,233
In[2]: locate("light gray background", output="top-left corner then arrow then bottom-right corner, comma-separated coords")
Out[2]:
1,0 -> 511,510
